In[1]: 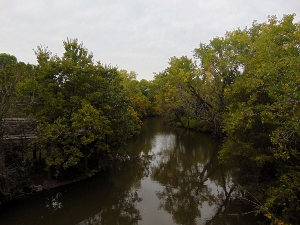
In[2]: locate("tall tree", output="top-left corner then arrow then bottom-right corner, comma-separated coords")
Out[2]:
32,39 -> 141,179
153,55 -> 227,135
220,14 -> 300,224
0,54 -> 34,204
193,34 -> 242,135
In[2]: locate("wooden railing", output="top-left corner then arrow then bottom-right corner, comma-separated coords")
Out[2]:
1,118 -> 36,141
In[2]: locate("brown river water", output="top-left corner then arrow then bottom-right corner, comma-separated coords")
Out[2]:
0,117 -> 264,225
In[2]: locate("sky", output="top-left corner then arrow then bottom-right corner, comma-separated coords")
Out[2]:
1,0 -> 299,80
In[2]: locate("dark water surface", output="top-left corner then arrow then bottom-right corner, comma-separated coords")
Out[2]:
0,117 -> 262,225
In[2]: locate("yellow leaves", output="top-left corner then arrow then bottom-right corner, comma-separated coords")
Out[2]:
272,145 -> 290,160
265,213 -> 272,219
264,213 -> 285,225
273,152 -> 280,159
205,71 -> 212,82
274,219 -> 285,225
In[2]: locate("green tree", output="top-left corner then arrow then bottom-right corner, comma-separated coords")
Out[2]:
193,34 -> 242,135
220,14 -> 300,224
0,53 -> 33,119
152,56 -> 199,128
32,39 -> 141,179
152,55 -> 227,135
99,66 -> 141,148
0,54 -> 34,205
138,79 -> 158,116
119,70 -> 150,118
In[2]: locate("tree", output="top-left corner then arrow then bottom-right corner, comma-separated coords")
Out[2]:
0,54 -> 34,205
152,55 -> 227,135
119,70 -> 150,118
193,34 -> 243,135
152,56 -> 199,128
32,39 -> 141,179
0,53 -> 31,120
220,14 -> 300,224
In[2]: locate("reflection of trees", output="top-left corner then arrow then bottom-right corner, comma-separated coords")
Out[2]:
74,125 -> 155,225
45,192 -> 63,211
102,191 -> 142,224
151,130 -> 258,225
78,190 -> 142,225
74,152 -> 152,225
0,150 -> 152,225
151,130 -> 220,225
204,190 -> 262,225
0,118 -> 263,225
93,154 -> 152,225
202,166 -> 263,225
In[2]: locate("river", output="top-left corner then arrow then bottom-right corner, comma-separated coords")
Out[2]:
0,117 -> 263,225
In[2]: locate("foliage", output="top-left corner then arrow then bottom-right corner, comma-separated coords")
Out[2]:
152,53 -> 229,135
152,56 -> 202,129
150,13 -> 300,224
0,54 -> 34,204
1,14 -> 299,224
0,53 -> 33,120
29,39 -> 141,179
0,142 -> 32,205
119,70 -> 150,118
1,38 -> 143,184
151,34 -> 242,136
220,14 -> 300,224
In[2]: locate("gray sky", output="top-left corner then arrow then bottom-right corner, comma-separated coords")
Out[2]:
1,0 -> 299,80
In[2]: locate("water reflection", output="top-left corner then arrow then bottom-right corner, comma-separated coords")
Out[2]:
146,120 -> 260,225
0,117 -> 262,225
45,192 -> 63,211
150,128 -> 221,224
78,191 -> 142,225
0,153 -> 150,225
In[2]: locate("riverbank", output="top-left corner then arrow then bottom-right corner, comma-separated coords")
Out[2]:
29,166 -> 104,192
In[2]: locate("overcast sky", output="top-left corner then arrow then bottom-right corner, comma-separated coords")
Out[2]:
1,0 -> 299,80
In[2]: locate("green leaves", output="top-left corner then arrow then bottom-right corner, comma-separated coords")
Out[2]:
0,54 -> 34,120
151,14 -> 300,223
71,102 -> 111,145
119,70 -> 150,118
220,14 -> 300,223
29,39 -> 142,178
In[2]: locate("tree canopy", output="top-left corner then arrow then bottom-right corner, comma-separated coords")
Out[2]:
150,14 -> 300,224
30,39 -> 143,179
1,14 -> 299,224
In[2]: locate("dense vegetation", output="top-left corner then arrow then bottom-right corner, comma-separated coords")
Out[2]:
151,14 -> 300,225
0,39 -> 153,204
0,14 -> 299,224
